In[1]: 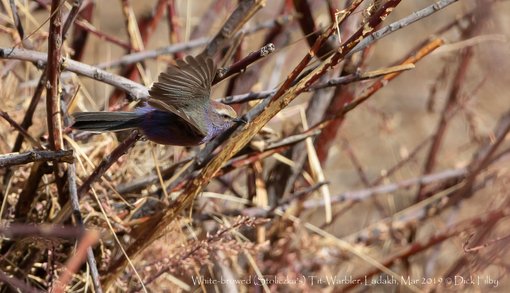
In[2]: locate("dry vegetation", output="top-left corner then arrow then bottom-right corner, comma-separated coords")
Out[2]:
1,0 -> 510,292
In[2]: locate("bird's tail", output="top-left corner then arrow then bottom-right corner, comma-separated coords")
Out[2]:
71,112 -> 142,132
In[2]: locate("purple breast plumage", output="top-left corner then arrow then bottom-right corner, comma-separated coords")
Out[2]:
136,106 -> 204,146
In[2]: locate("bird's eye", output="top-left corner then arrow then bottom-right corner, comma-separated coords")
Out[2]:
222,114 -> 231,120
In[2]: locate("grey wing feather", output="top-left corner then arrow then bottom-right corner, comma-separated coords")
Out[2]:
148,55 -> 216,136
72,112 -> 141,131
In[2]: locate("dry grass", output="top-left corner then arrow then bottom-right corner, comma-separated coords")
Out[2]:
1,0 -> 510,292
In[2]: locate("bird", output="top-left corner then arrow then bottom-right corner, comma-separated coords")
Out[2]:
71,55 -> 238,146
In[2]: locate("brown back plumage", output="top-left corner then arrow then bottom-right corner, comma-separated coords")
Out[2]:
148,55 -> 216,136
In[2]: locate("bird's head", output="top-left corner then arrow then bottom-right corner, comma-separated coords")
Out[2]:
210,101 -> 238,127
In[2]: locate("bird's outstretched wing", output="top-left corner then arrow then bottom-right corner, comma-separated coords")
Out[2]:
148,55 -> 216,136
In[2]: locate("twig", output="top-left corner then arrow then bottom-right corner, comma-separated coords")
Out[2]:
225,1 -> 292,98
370,136 -> 432,186
10,71 -> 47,152
347,118 -> 509,246
0,47 -> 150,99
140,0 -> 168,45
416,9 -> 482,201
9,0 -> 85,154
121,127 -> 316,196
70,1 -> 95,60
213,43 -> 275,84
9,0 -> 25,41
441,111 -> 510,210
166,0 -> 184,59
46,0 -> 64,152
0,269 -> 42,293
219,63 -> 415,104
74,18 -> 133,51
61,0 -> 84,42
220,89 -> 274,104
464,232 -> 510,253
418,51 -> 473,200
293,0 -> 336,59
120,0 -> 143,51
67,164 -> 103,292
311,64 -> 415,90
14,162 -> 51,218
319,38 -> 444,125
342,139 -> 371,187
92,37 -> 210,69
345,0 -> 460,59
0,223 -> 84,239
116,158 -> 192,195
148,128 -> 321,197
342,200 -> 510,291
201,0 -> 266,58
0,150 -> 74,167
194,182 -> 326,220
45,0 -> 67,206
131,217 -> 260,291
52,130 -> 142,224
0,110 -> 42,148
52,230 -> 100,293
314,79 -> 354,164
303,168 -> 467,209
65,130 -> 103,293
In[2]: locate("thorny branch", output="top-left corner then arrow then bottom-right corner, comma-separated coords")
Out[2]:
0,0 -> 507,291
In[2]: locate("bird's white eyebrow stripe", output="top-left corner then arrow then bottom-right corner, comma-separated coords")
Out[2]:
214,107 -> 236,118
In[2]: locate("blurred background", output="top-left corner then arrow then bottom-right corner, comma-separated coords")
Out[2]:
1,0 -> 510,291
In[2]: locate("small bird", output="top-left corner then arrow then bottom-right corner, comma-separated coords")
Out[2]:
72,55 -> 238,146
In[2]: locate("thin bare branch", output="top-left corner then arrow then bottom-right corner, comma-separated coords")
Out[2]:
0,149 -> 74,167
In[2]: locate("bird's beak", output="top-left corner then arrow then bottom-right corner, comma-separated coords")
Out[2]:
233,117 -> 247,124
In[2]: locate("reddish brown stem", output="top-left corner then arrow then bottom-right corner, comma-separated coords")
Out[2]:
46,0 -> 63,151
166,0 -> 184,59
213,43 -> 275,85
293,0 -> 335,59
